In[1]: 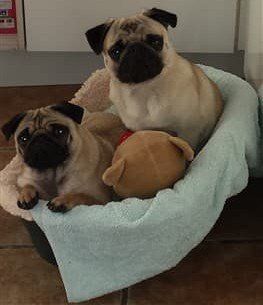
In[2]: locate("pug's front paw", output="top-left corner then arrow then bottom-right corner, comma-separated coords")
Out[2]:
47,198 -> 69,213
47,193 -> 100,213
17,186 -> 39,210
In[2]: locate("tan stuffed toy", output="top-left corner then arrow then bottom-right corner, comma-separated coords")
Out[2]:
102,130 -> 195,199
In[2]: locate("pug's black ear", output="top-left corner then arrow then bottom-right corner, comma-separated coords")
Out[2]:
144,8 -> 177,29
51,102 -> 84,124
1,112 -> 26,140
85,21 -> 113,54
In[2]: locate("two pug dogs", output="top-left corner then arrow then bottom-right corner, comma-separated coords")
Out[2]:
2,8 -> 223,212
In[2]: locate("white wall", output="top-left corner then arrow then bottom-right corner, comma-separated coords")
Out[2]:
244,0 -> 263,96
24,0 -> 238,53
238,0 -> 246,50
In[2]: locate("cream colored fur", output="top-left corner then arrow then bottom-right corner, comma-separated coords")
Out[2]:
103,12 -> 223,149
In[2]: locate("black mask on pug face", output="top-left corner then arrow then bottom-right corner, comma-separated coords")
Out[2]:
112,40 -> 164,84
18,124 -> 70,171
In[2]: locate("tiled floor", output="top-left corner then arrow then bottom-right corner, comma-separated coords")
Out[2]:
0,60 -> 263,304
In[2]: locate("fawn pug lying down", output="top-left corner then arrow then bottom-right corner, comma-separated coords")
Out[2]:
1,102 -> 125,212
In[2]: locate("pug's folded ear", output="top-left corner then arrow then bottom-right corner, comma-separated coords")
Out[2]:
1,112 -> 26,140
85,20 -> 114,54
144,8 -> 177,29
51,102 -> 84,124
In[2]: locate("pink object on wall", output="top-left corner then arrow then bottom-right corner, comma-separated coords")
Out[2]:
0,0 -> 17,34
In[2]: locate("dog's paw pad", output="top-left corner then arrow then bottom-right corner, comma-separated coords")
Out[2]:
17,196 -> 39,210
47,201 -> 68,213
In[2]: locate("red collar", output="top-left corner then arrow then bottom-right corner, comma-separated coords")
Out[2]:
118,130 -> 134,146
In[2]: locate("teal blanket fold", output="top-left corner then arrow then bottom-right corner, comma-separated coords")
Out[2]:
31,66 -> 262,303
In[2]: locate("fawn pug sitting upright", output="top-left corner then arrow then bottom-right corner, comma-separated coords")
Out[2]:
86,8 -> 223,149
1,102 -> 125,212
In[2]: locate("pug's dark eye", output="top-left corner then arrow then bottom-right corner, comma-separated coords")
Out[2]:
18,128 -> 30,145
51,124 -> 68,137
146,34 -> 163,51
108,40 -> 125,62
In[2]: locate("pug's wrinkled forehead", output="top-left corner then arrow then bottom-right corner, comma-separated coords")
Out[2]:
1,102 -> 84,141
86,8 -> 177,55
16,103 -> 84,134
104,14 -> 166,48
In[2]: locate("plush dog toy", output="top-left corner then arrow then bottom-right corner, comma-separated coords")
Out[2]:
102,130 -> 194,199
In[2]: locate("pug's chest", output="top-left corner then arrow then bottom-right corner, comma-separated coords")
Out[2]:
113,92 -> 176,131
17,167 -> 65,200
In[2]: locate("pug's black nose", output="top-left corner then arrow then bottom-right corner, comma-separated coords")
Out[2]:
24,133 -> 69,170
29,133 -> 51,145
126,42 -> 146,54
117,42 -> 163,84
129,44 -> 139,53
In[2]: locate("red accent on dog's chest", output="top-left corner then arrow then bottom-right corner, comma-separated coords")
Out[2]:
118,130 -> 134,146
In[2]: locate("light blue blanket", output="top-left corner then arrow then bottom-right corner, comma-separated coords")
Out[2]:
31,66 -> 262,303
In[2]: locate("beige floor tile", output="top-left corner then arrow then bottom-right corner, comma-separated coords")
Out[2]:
0,207 -> 32,246
128,243 -> 263,305
0,248 -> 121,305
207,178 -> 263,241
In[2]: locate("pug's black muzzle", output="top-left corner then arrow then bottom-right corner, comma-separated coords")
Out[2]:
24,134 -> 69,171
117,42 -> 163,84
